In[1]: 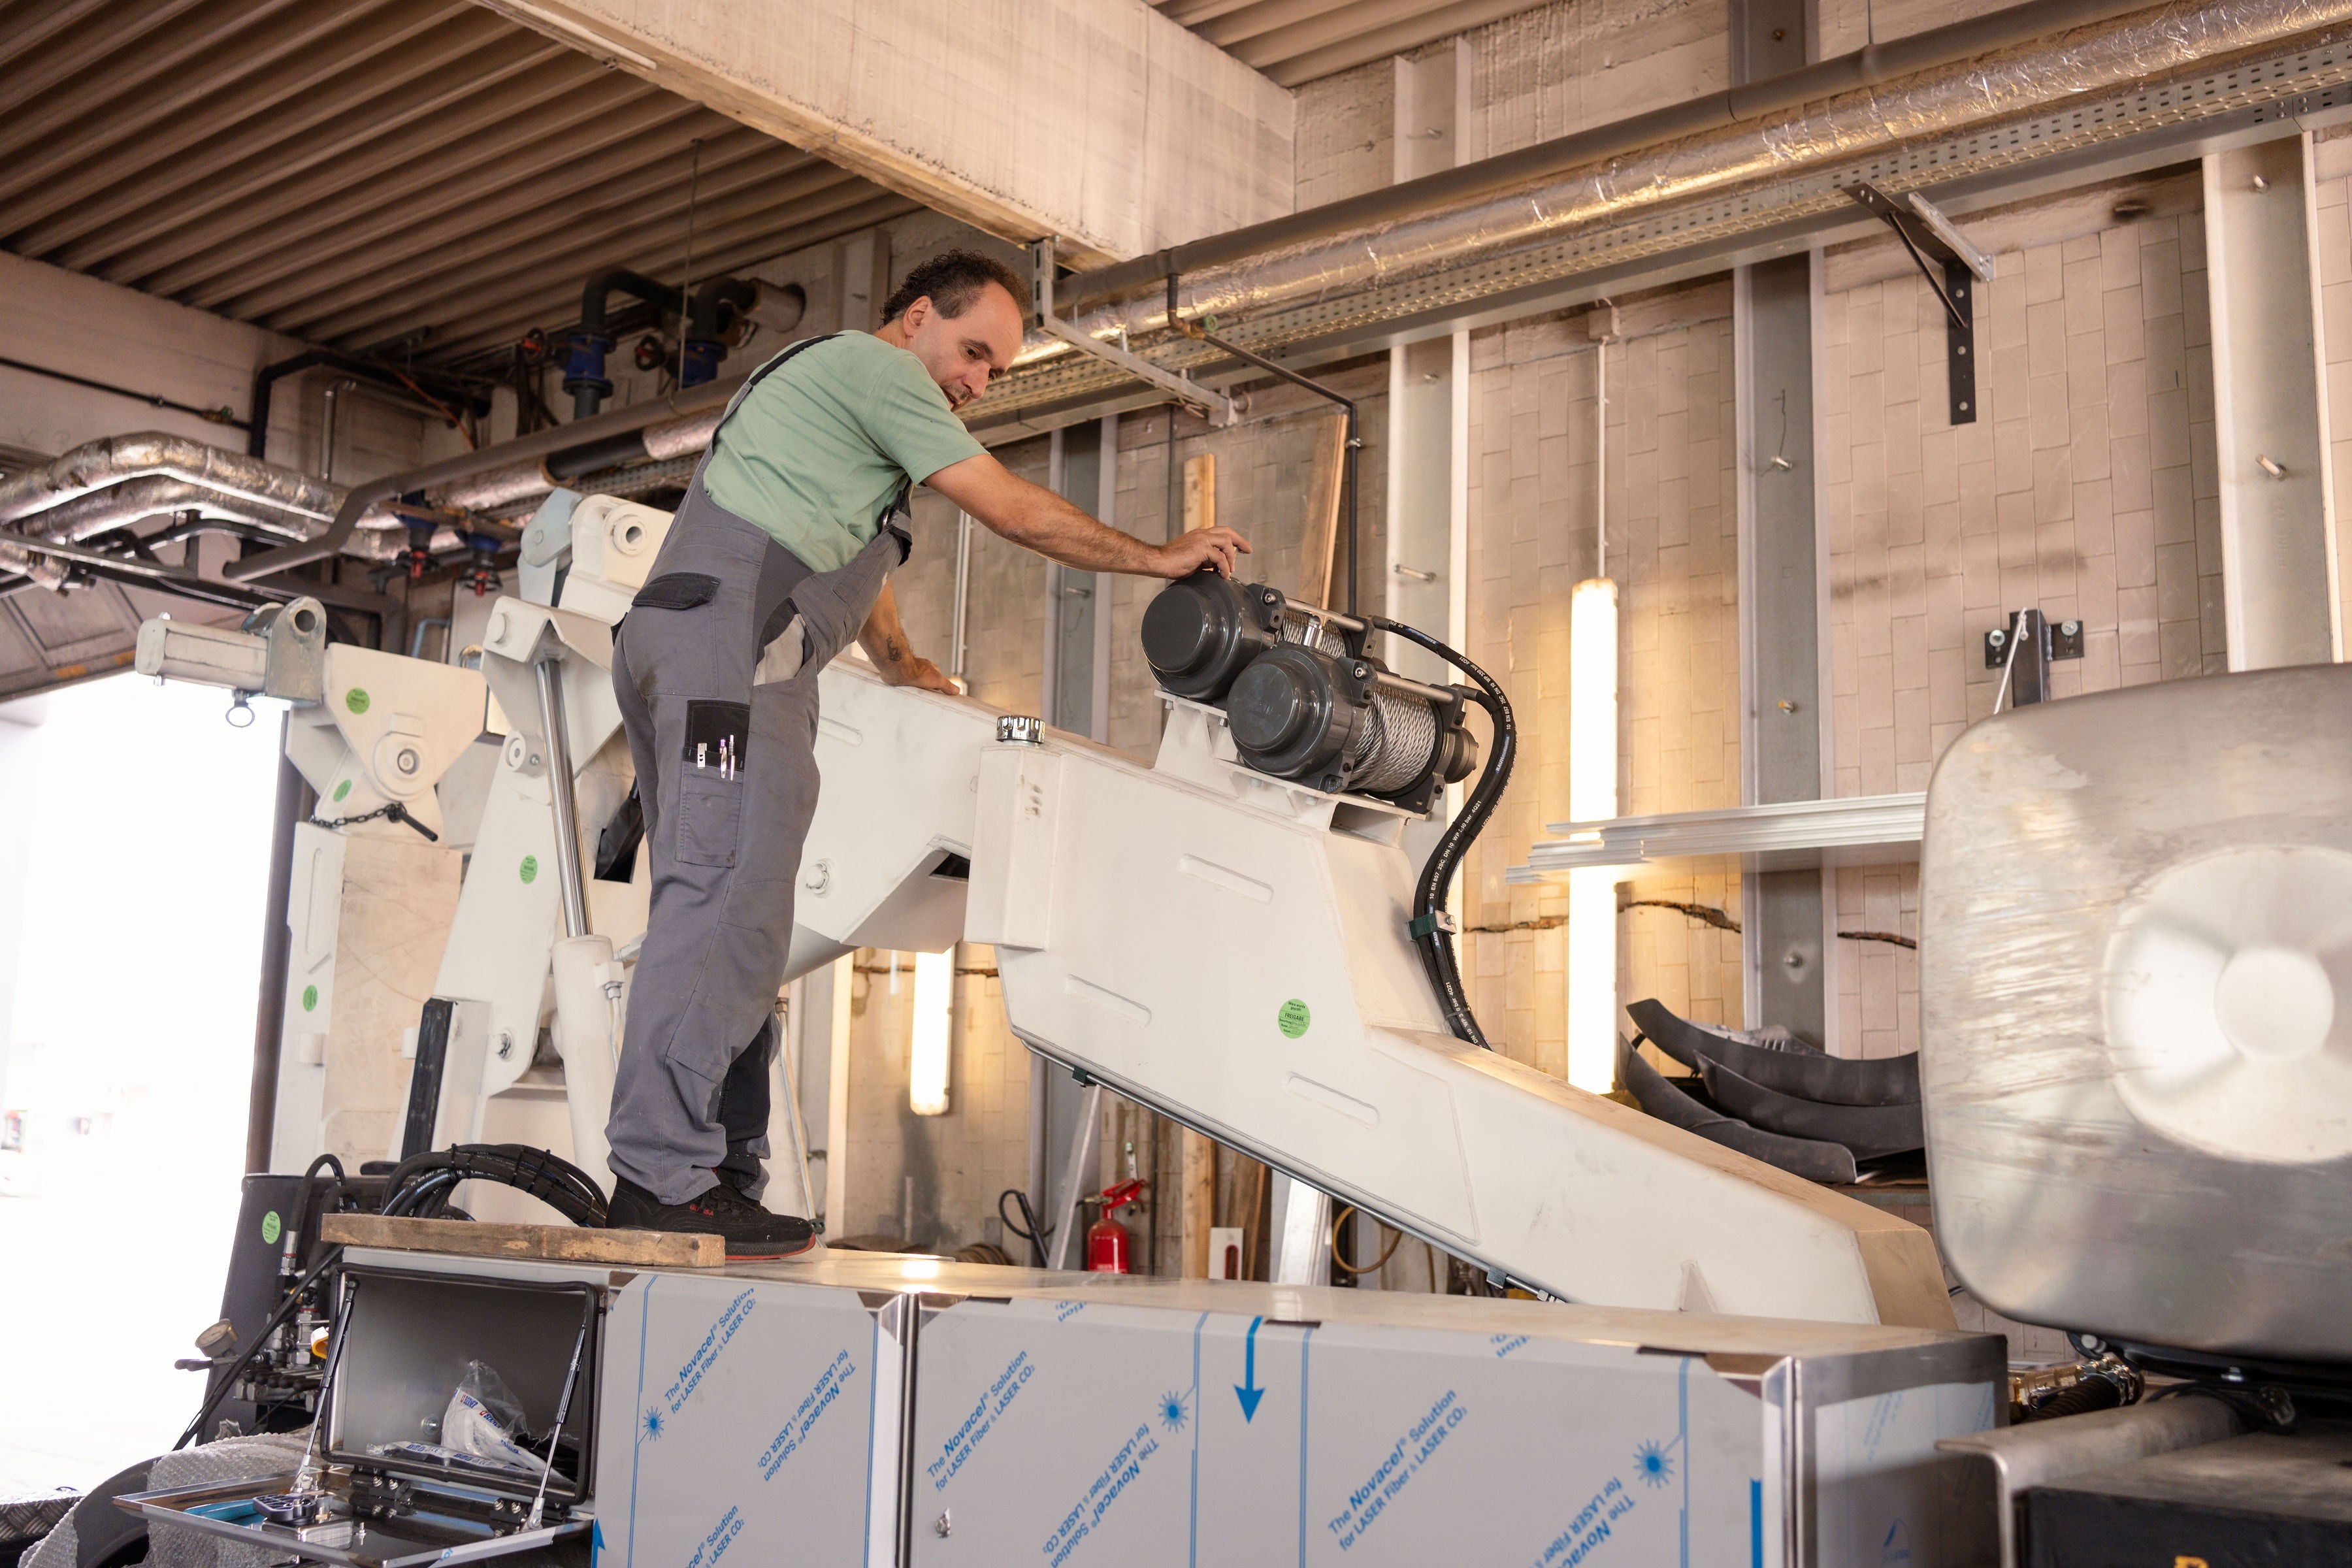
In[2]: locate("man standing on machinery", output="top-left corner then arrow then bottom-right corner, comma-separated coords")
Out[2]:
604,249 -> 1250,1256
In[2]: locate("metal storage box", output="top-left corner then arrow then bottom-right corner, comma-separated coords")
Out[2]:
118,1263 -> 601,1568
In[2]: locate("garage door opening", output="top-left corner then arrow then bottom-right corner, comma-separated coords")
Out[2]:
0,674 -> 281,1495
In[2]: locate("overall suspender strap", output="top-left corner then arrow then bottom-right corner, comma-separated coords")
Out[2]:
706,333 -> 912,565
706,333 -> 840,455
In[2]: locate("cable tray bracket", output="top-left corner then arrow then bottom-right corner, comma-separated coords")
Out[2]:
1845,183 -> 1995,427
1031,239 -> 1237,427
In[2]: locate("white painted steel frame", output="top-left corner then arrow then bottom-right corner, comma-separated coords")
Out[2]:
783,668 -> 1951,1327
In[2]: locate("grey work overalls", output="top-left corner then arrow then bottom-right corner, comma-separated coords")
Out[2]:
606,335 -> 909,1204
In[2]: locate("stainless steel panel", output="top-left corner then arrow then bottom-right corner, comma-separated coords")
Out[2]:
327,1267 -> 599,1502
1921,664 -> 2352,1364
591,1271 -> 909,1568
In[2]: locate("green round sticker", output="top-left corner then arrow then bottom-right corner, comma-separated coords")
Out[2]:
344,687 -> 370,715
519,855 -> 539,885
332,779 -> 352,803
1277,998 -> 1311,1039
261,1211 -> 282,1245
301,984 -> 318,1012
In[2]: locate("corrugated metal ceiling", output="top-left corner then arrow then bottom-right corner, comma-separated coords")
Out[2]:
1151,0 -> 1555,86
0,0 -> 1551,378
0,0 -> 919,370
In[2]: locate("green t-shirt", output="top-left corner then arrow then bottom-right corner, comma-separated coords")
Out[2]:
698,332 -> 987,572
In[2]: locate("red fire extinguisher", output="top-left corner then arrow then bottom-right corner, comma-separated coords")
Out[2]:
1085,1179 -> 1148,1273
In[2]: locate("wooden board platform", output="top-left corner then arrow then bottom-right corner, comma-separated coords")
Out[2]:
321,1213 -> 723,1268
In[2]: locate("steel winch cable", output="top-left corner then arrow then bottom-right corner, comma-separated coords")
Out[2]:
1364,616 -> 1516,1051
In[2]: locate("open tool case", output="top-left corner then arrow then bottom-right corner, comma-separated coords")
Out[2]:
117,1266 -> 602,1567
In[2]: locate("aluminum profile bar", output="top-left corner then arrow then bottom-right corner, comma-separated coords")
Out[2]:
1511,793 -> 1927,879
1904,191 -> 1997,285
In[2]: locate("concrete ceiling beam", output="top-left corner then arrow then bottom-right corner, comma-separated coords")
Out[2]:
476,0 -> 1297,265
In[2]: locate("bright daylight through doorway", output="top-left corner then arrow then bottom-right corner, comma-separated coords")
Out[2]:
0,675 -> 279,1495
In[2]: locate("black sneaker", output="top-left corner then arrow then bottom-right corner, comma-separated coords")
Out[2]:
608,1175 -> 817,1260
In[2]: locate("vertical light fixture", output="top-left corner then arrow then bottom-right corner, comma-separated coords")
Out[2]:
1567,580 -> 1620,1093
908,948 -> 953,1116
1566,328 -> 1621,1095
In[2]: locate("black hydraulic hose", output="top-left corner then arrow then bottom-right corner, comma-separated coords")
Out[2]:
380,1144 -> 608,1228
286,1152 -> 346,1257
998,1188 -> 1051,1268
175,1243 -> 344,1450
1365,616 -> 1517,1051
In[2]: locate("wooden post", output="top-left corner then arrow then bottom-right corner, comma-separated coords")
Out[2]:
1183,453 -> 1217,532
1232,1154 -> 1270,1281
1180,1130 -> 1216,1278
1298,413 -> 1347,606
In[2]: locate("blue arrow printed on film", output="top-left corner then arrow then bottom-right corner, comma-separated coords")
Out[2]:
1235,1316 -> 1266,1422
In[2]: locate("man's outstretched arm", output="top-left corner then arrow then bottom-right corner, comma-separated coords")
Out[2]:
857,580 -> 956,693
924,451 -> 1250,579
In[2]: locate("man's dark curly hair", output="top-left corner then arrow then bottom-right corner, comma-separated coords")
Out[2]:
880,248 -> 1030,325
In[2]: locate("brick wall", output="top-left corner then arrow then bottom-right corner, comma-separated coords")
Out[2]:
1822,208 -> 2219,1056
1458,289 -> 1747,1077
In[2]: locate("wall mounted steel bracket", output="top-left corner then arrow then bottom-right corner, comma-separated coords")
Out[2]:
1984,607 -> 2083,706
1846,183 -> 1995,427
1030,239 -> 1237,426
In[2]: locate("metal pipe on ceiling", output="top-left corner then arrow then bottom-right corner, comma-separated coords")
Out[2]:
1031,0 -> 2342,368
0,474 -> 399,589
0,434 -> 340,531
0,374 -> 738,587
221,371 -> 747,580
1,476 -> 321,547
1071,0 -> 2170,316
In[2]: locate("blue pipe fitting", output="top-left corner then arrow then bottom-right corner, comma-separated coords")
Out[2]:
680,338 -> 725,388
563,332 -> 615,417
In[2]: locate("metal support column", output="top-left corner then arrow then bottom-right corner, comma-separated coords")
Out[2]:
1733,0 -> 1829,1047
245,729 -> 312,1173
2206,133 -> 2335,669
1386,43 -> 1467,688
532,657 -> 589,940
1033,421 -> 1120,1263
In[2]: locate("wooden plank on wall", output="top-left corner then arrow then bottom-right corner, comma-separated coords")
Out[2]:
1183,452 -> 1217,532
1298,412 -> 1347,606
1180,1130 -> 1215,1278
